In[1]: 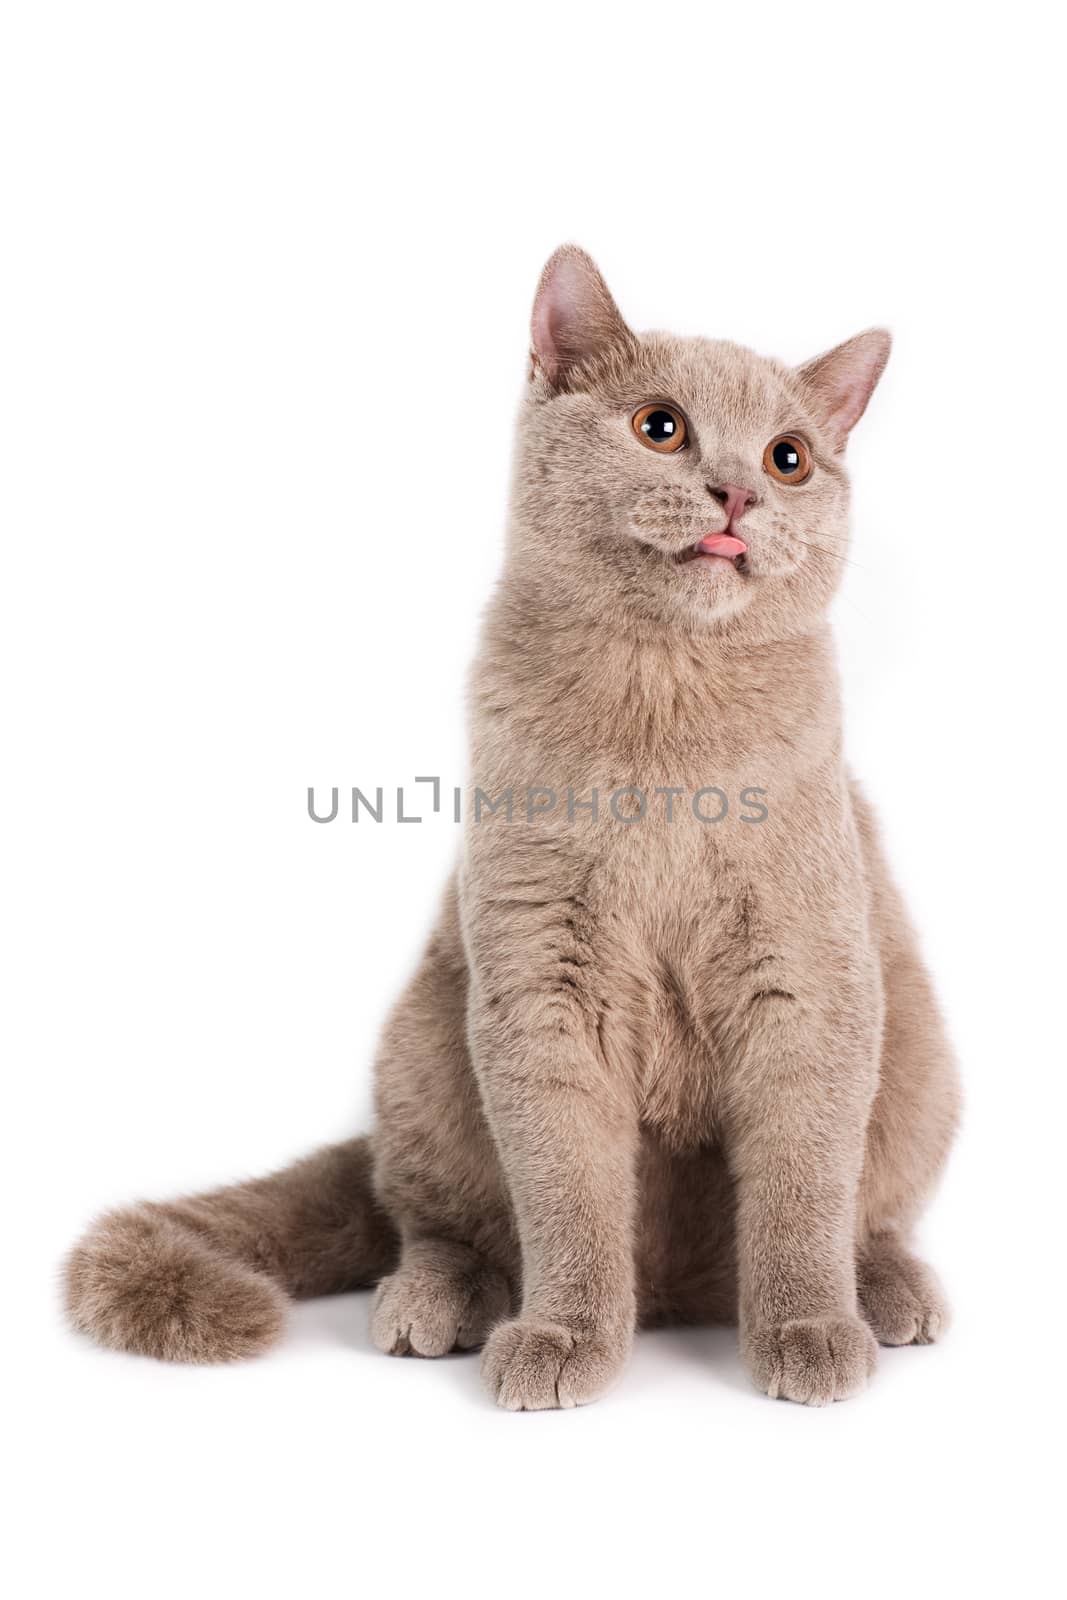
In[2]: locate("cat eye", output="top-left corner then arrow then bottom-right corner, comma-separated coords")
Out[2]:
763,434 -> 813,484
632,403 -> 688,454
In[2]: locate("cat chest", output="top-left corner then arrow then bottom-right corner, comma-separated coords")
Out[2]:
628,957 -> 727,1151
593,851 -> 751,1152
592,804 -> 808,1149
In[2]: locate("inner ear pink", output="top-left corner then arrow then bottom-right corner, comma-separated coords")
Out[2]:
530,245 -> 634,388
532,254 -> 596,377
830,349 -> 889,434
531,280 -> 567,370
799,329 -> 891,448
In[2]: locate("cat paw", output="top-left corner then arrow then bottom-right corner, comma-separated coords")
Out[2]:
371,1256 -> 510,1358
481,1317 -> 627,1411
858,1245 -> 948,1346
744,1316 -> 877,1405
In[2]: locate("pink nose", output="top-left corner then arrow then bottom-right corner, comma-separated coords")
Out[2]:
708,482 -> 757,530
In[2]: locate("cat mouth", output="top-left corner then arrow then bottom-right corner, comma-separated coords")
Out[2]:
676,533 -> 749,573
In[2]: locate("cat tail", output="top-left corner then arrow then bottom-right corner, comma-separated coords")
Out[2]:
63,1135 -> 399,1363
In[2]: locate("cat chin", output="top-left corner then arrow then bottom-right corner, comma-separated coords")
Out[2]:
678,552 -> 742,576
676,583 -> 752,625
674,550 -> 751,610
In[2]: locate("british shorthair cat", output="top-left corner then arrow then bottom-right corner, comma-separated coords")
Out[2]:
66,247 -> 959,1408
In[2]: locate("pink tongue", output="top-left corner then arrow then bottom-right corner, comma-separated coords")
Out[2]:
697,534 -> 747,558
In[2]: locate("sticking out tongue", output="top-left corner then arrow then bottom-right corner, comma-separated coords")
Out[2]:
696,534 -> 747,558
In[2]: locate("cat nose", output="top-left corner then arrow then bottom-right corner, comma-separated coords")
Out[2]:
707,482 -> 758,528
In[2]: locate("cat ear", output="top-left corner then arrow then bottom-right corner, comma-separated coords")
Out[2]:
531,245 -> 636,390
796,329 -> 891,450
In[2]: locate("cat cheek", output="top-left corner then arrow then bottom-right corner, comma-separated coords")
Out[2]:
631,487 -> 703,538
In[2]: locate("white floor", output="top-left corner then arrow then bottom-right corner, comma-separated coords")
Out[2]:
16,1173 -> 1056,1600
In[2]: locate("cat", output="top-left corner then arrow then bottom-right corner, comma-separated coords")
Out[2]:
66,246 -> 959,1408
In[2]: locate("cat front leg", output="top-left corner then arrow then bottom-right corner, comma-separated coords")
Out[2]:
471,990 -> 639,1410
725,963 -> 881,1405
464,881 -> 638,1411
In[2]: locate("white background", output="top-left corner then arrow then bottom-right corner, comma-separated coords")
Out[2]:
3,3 -> 1063,1596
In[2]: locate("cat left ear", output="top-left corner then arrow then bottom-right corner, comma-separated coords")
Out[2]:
796,329 -> 891,451
531,245 -> 636,391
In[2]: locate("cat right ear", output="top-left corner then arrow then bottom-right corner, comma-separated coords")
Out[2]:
530,246 -> 636,391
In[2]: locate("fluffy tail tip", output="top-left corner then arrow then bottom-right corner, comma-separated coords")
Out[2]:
64,1205 -> 287,1363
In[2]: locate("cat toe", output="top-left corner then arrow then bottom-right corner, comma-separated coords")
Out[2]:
481,1317 -> 627,1411
744,1315 -> 877,1405
371,1261 -> 509,1358
858,1245 -> 948,1346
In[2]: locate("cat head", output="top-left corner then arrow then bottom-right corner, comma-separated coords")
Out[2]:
509,246 -> 889,642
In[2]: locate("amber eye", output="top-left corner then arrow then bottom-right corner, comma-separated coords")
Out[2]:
763,433 -> 813,484
632,403 -> 687,453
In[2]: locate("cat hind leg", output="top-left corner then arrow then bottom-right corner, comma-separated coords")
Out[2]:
371,1238 -> 511,1357
857,1232 -> 947,1345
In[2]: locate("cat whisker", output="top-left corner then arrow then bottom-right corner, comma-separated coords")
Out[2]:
791,536 -> 871,574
